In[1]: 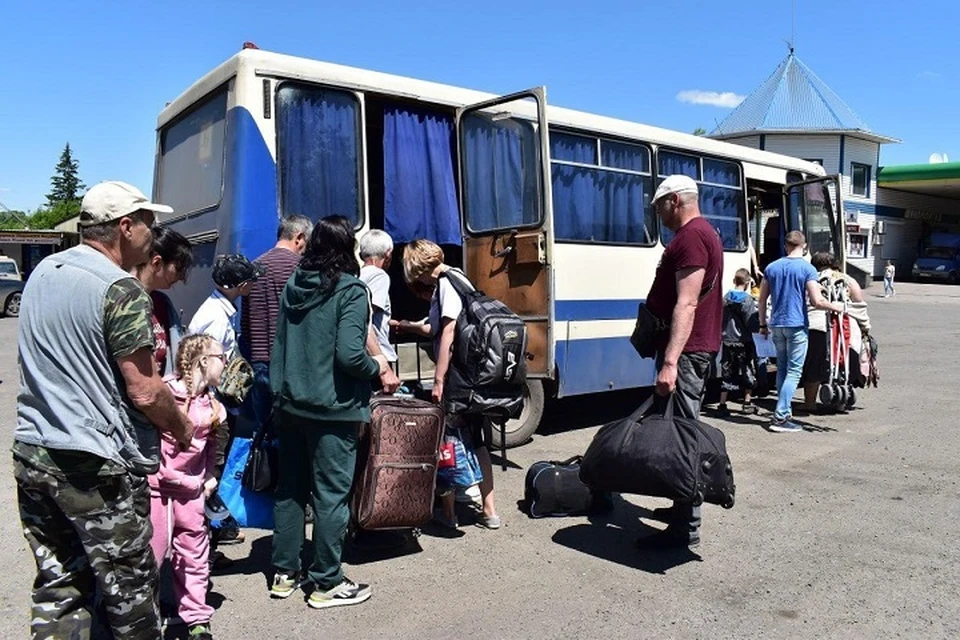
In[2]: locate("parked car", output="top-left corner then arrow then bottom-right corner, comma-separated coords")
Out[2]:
0,257 -> 21,282
1,279 -> 23,317
913,233 -> 960,284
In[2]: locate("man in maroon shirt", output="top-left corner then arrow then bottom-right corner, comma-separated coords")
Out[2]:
640,174 -> 724,550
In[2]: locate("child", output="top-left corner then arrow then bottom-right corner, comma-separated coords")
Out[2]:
434,415 -> 483,530
149,334 -> 227,640
717,268 -> 760,417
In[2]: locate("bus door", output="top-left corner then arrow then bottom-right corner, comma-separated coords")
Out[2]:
455,88 -> 553,379
785,175 -> 845,267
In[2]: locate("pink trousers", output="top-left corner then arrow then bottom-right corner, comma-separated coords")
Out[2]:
149,492 -> 213,626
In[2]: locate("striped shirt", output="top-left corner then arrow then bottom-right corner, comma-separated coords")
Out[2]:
241,246 -> 300,363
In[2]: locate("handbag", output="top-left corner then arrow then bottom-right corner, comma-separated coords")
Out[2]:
219,436 -> 274,529
631,274 -> 718,359
629,303 -> 669,359
523,455 -> 613,518
242,420 -> 278,493
579,394 -> 735,508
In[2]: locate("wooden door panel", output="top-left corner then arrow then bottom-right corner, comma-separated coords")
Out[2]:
465,231 -> 549,375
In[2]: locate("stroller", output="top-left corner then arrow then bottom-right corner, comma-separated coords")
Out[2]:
816,274 -> 857,411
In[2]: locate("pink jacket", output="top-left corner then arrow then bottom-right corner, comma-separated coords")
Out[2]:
148,376 -> 226,500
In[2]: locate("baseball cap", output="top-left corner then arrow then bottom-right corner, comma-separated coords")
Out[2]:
651,175 -> 699,205
213,254 -> 267,288
79,181 -> 173,227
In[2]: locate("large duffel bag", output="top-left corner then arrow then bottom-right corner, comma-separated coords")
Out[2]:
579,395 -> 735,508
351,396 -> 445,530
523,455 -> 612,518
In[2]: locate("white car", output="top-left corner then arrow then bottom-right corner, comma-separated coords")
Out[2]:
0,257 -> 21,282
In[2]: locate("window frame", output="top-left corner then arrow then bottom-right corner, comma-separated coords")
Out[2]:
851,162 -> 871,198
156,84 -> 230,223
549,128 -> 657,247
848,232 -> 868,258
274,80 -> 366,230
654,147 -> 748,253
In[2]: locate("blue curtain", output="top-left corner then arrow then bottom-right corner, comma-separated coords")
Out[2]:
277,86 -> 360,224
462,114 -> 539,232
703,158 -> 739,186
658,151 -> 700,180
602,140 -> 649,173
701,185 -> 744,249
552,165 -> 654,244
383,106 -> 461,245
550,132 -> 596,164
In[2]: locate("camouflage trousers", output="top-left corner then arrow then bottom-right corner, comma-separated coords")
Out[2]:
14,459 -> 161,640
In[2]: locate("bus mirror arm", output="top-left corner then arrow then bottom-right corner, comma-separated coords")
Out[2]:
494,245 -> 514,258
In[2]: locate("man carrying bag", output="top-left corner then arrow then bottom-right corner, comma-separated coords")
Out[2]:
629,175 -> 724,549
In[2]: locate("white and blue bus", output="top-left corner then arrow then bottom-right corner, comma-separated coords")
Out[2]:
154,47 -> 844,445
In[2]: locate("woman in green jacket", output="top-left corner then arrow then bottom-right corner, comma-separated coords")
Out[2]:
269,216 -> 389,609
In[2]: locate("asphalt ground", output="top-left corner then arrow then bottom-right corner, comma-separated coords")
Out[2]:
0,281 -> 957,639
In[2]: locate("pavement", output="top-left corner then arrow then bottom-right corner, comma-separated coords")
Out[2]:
0,281 -> 958,639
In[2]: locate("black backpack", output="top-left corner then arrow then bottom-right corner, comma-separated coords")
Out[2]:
440,269 -> 528,420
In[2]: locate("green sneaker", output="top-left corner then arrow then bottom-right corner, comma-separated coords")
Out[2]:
188,623 -> 213,640
308,578 -> 372,609
270,572 -> 302,599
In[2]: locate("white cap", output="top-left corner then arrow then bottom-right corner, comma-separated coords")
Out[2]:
79,181 -> 173,227
651,174 -> 699,204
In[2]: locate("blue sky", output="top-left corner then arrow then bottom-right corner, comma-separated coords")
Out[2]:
1,0 -> 957,212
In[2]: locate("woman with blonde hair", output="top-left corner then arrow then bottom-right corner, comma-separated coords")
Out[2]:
397,239 -> 501,531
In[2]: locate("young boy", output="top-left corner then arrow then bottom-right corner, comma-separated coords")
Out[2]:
717,269 -> 760,417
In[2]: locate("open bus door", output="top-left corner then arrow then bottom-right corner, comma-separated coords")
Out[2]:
456,88 -> 553,447
785,175 -> 846,268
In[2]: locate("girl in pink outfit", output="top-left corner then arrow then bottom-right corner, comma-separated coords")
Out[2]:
149,334 -> 227,640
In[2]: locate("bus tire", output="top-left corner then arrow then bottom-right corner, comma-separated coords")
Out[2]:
492,379 -> 545,450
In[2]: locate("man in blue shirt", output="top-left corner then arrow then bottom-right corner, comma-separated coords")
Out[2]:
758,231 -> 842,432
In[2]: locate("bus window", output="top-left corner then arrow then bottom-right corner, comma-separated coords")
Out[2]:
551,132 -> 655,245
657,151 -> 746,250
461,107 -> 542,233
157,89 -> 227,221
276,84 -> 362,226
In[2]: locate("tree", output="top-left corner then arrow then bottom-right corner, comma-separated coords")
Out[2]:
46,143 -> 85,207
692,127 -> 707,136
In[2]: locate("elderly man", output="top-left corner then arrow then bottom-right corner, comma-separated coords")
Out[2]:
359,229 -> 399,372
13,181 -> 193,639
240,215 -> 313,430
639,174 -> 724,550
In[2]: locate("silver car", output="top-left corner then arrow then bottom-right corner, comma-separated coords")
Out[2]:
0,278 -> 23,317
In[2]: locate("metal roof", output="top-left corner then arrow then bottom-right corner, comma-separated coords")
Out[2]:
711,53 -> 898,144
878,162 -> 960,198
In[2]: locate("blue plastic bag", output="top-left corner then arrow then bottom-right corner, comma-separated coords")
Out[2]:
218,437 -> 275,530
437,425 -> 483,490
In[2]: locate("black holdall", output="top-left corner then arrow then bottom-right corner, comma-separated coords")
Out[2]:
523,456 -> 613,518
242,420 -> 278,493
579,394 -> 735,508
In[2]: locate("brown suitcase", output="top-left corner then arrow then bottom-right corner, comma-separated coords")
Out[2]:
351,396 -> 445,530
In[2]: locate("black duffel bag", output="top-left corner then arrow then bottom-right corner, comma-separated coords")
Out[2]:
579,395 -> 735,508
523,456 -> 613,518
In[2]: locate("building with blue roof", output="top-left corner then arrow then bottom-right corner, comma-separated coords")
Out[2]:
709,49 -> 960,277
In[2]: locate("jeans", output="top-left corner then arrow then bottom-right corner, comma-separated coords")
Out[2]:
654,351 -> 715,541
772,327 -> 809,420
883,277 -> 895,296
244,362 -> 272,432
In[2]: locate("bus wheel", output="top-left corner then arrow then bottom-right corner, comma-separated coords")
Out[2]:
493,379 -> 545,450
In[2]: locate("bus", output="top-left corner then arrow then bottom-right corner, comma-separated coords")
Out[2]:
153,46 -> 845,446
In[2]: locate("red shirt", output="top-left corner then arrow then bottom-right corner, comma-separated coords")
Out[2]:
150,290 -> 171,374
645,216 -> 724,354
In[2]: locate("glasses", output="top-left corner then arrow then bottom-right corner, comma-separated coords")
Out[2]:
205,353 -> 228,363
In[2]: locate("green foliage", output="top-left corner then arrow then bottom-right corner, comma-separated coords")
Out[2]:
692,127 -> 707,136
46,143 -> 86,207
0,210 -> 31,230
29,200 -> 81,229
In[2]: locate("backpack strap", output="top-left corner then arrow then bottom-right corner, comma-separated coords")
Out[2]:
439,268 -> 476,300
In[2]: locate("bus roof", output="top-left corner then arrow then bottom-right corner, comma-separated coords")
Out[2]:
158,48 -> 825,178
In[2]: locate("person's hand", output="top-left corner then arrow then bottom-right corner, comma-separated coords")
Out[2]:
203,476 -> 218,499
431,379 -> 444,405
172,414 -> 195,450
655,361 -> 678,396
759,325 -> 770,337
379,366 -> 401,394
